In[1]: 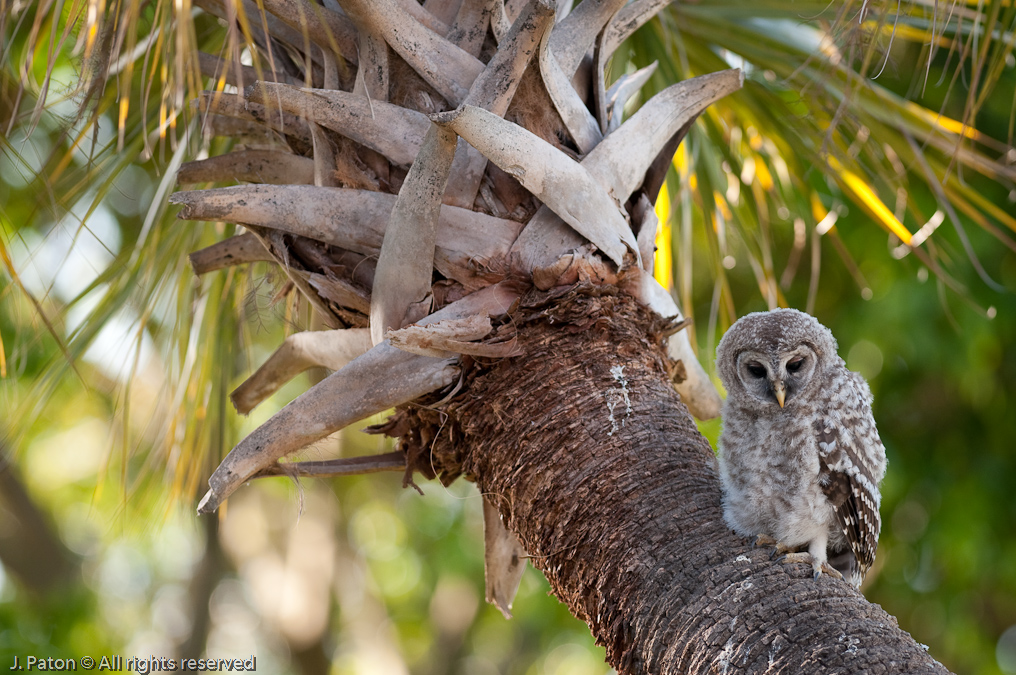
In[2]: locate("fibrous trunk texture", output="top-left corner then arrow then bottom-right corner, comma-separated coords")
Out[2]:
411,288 -> 946,674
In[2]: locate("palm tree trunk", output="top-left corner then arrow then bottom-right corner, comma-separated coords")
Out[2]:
412,288 -> 946,674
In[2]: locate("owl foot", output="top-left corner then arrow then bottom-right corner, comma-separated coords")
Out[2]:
751,536 -> 842,580
752,534 -> 779,549
752,535 -> 797,559
777,552 -> 844,581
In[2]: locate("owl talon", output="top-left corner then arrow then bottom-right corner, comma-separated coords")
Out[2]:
757,537 -> 797,560
777,552 -> 844,581
751,534 -> 794,561
818,563 -> 843,581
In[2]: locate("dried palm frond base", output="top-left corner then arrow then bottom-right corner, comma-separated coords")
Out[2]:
180,0 -> 741,618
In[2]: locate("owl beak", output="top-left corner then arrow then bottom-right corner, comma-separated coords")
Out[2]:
773,380 -> 786,408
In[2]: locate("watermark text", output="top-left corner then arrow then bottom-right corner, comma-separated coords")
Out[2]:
9,655 -> 256,672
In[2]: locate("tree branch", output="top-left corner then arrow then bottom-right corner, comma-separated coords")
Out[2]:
0,450 -> 77,594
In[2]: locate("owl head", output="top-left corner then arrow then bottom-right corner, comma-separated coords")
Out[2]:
716,308 -> 839,412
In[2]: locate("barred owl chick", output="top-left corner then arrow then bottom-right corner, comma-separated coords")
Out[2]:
716,309 -> 887,587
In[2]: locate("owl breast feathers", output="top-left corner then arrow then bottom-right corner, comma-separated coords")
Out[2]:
715,308 -> 887,587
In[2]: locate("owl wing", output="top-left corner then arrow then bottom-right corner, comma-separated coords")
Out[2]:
815,371 -> 886,585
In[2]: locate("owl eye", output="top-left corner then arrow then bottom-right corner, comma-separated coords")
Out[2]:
786,357 -> 805,373
746,362 -> 766,378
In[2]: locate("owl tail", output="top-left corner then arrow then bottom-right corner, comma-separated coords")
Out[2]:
828,550 -> 864,589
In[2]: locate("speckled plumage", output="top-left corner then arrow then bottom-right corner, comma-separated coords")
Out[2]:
715,308 -> 887,587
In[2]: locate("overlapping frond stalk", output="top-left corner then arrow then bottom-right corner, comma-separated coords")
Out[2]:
174,0 -> 738,519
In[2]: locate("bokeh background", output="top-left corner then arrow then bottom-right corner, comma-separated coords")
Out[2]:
2,2 -> 1016,674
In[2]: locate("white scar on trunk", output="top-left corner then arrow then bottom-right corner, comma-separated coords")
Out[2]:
606,364 -> 633,436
